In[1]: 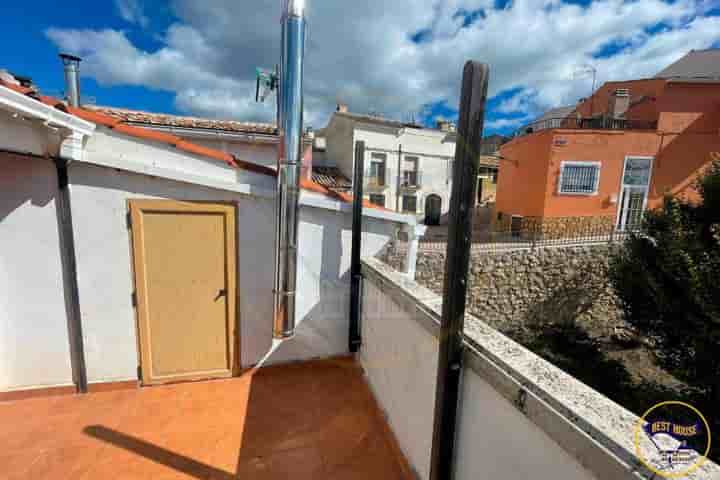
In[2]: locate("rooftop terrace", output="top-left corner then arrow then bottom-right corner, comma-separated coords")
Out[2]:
0,357 -> 411,480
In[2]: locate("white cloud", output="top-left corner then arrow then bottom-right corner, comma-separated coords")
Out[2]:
486,114 -> 535,130
496,89 -> 539,115
114,0 -> 149,28
46,0 -> 719,127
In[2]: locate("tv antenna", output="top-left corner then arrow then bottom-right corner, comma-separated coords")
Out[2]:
573,64 -> 597,116
255,66 -> 279,103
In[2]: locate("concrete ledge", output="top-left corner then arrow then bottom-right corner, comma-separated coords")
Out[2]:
361,257 -> 720,480
362,258 -> 441,339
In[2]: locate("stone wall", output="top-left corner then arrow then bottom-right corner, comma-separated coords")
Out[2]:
492,213 -> 616,240
378,243 -> 624,336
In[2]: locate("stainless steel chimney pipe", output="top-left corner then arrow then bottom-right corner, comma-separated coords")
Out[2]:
273,0 -> 306,339
59,54 -> 81,108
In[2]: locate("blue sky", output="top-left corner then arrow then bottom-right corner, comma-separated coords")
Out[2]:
1,0 -> 718,136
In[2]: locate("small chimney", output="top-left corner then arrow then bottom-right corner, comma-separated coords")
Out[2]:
336,103 -> 349,113
436,120 -> 456,132
608,88 -> 630,119
59,54 -> 81,108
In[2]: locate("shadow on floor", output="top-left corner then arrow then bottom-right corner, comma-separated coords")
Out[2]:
84,426 -> 235,480
80,357 -> 411,479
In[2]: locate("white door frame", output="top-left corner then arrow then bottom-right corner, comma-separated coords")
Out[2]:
615,155 -> 654,231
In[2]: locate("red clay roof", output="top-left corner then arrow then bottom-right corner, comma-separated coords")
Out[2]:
311,166 -> 352,191
0,78 -> 385,212
86,105 -> 278,135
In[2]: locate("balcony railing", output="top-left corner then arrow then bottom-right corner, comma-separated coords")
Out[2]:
515,116 -> 658,137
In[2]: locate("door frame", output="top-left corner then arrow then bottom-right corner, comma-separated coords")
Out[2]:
615,156 -> 654,231
128,199 -> 239,385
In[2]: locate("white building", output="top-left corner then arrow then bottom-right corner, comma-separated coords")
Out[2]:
0,76 -> 421,394
323,107 -> 458,223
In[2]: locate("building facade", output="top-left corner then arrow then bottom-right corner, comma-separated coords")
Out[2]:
0,75 -> 419,394
323,109 -> 458,221
496,50 -> 720,238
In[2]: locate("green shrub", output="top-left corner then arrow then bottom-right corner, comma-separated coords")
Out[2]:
610,161 -> 720,402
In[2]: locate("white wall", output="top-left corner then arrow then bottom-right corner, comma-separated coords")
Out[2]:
270,206 -> 398,364
355,127 -> 455,216
0,153 -> 73,390
360,276 -> 438,480
188,138 -> 277,170
455,368 -> 598,480
85,130 -> 277,191
323,114 -> 456,217
68,160 -> 400,383
69,163 -> 269,383
360,259 -> 599,480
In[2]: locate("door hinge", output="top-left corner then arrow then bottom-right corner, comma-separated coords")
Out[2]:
131,291 -> 137,308
137,365 -> 142,380
126,211 -> 132,229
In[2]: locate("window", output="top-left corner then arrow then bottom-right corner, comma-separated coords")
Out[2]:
401,156 -> 419,187
368,153 -> 387,186
478,167 -> 498,184
402,195 -> 417,213
558,161 -> 601,195
369,194 -> 385,207
402,170 -> 419,186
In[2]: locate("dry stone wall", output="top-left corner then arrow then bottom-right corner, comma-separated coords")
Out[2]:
378,243 -> 624,336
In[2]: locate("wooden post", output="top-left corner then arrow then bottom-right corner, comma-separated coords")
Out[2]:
429,61 -> 489,480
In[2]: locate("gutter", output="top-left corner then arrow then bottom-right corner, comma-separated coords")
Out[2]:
0,86 -> 94,137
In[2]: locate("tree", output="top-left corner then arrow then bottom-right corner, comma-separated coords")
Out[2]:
610,161 -> 720,403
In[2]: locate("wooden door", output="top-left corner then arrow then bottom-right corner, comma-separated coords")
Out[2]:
129,200 -> 237,385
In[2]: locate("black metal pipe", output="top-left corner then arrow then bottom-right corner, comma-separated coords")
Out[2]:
349,140 -> 366,353
429,61 -> 489,480
54,158 -> 88,393
396,144 -> 402,212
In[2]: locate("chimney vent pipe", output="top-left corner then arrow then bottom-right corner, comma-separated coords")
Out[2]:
60,54 -> 81,108
273,0 -> 307,339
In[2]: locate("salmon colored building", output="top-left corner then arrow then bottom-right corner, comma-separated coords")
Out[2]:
496,49 -> 720,237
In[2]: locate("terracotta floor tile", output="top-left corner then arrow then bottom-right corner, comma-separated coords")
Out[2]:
0,357 -> 411,479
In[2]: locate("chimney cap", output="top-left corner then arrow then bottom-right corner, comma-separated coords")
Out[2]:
59,53 -> 82,65
284,0 -> 305,17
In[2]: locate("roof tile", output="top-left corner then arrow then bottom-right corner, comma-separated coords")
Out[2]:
67,107 -> 122,128
0,80 -> 388,212
86,106 -> 278,135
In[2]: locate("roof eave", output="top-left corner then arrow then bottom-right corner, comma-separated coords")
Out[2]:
0,86 -> 95,137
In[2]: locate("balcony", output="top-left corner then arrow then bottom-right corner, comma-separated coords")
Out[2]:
515,116 -> 658,137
